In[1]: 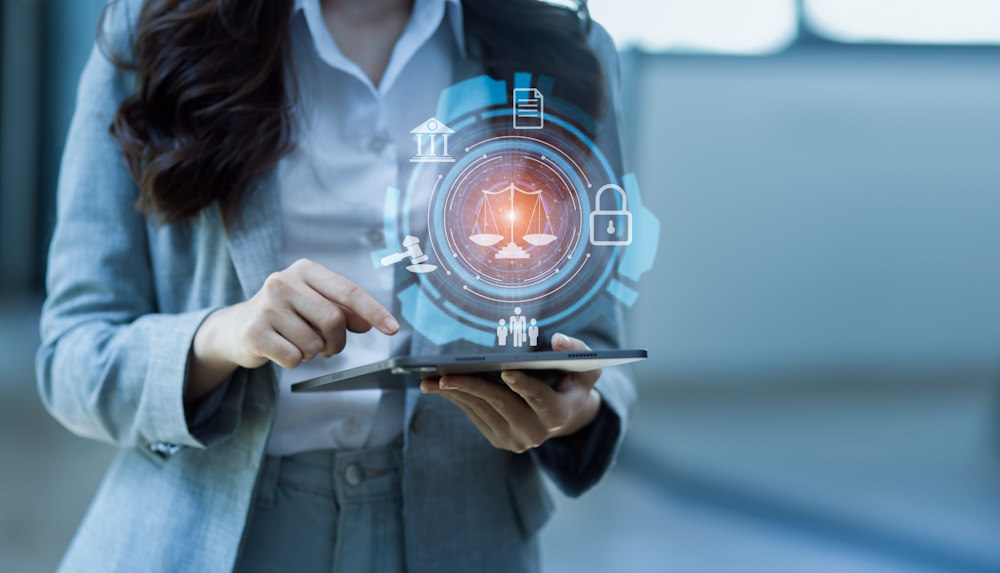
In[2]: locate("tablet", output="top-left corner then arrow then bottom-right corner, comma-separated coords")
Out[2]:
291,349 -> 647,393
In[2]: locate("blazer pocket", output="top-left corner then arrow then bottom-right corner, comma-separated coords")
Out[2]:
505,454 -> 555,540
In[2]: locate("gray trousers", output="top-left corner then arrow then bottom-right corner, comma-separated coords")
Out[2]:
234,447 -> 405,573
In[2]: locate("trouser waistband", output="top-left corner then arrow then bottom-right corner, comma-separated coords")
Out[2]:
255,446 -> 403,507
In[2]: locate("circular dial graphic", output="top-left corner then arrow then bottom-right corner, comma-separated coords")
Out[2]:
441,145 -> 583,291
373,74 -> 658,348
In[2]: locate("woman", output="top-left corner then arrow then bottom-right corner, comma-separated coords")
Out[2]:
37,0 -> 634,571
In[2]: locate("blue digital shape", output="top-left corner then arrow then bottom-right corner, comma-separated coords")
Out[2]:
436,75 -> 507,125
370,186 -> 402,268
514,72 -> 554,97
618,172 -> 660,284
481,109 -> 510,120
514,72 -> 532,90
443,300 -> 495,329
420,278 -> 441,301
398,284 -> 494,347
536,76 -> 555,98
450,116 -> 477,132
607,278 -> 639,307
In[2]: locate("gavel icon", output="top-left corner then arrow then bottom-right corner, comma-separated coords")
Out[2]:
379,236 -> 438,274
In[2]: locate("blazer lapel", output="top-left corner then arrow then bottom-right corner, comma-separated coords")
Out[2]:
226,171 -> 282,300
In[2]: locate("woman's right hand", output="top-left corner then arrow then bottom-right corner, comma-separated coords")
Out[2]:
187,259 -> 399,400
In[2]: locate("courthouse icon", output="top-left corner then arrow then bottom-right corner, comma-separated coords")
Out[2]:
409,117 -> 456,163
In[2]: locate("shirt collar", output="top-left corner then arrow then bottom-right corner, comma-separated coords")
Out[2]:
293,0 -> 466,59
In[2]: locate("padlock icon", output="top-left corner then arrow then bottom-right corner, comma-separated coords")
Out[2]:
590,184 -> 632,246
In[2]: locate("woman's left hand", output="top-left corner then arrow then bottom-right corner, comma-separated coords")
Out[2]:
420,333 -> 603,453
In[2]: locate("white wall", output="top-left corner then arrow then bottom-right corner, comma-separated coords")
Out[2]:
623,47 -> 1000,382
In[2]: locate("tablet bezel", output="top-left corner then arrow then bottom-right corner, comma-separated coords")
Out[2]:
290,349 -> 647,393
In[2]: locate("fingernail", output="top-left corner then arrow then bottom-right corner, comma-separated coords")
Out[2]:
552,333 -> 567,346
383,316 -> 400,333
501,371 -> 516,385
439,379 -> 456,390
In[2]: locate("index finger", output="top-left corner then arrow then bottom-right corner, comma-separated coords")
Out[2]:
294,260 -> 399,335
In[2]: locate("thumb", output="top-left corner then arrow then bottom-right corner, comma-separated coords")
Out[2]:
551,332 -> 590,351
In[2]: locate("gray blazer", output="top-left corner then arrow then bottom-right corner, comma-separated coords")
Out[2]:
36,2 -> 635,572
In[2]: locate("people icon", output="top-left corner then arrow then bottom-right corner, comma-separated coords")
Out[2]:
494,307 -> 543,349
509,307 -> 527,348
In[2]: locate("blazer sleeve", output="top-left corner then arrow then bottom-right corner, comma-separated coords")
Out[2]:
533,22 -> 638,497
35,0 -> 243,451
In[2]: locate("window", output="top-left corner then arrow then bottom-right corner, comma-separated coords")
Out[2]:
588,0 -> 798,54
805,0 -> 1000,44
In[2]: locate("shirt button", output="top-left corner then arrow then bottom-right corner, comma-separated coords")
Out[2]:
344,463 -> 363,487
367,137 -> 388,154
367,227 -> 384,246
344,416 -> 360,435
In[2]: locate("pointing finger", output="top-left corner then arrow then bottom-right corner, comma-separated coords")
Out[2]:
294,259 -> 400,335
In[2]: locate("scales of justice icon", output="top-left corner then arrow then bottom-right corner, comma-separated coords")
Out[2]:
469,183 -> 557,259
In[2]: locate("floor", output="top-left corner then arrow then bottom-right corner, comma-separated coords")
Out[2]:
3,297 -> 999,572
542,377 -> 1000,573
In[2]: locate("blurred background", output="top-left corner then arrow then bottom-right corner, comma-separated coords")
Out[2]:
2,0 -> 999,571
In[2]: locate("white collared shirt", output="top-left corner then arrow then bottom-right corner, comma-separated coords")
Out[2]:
266,0 -> 465,455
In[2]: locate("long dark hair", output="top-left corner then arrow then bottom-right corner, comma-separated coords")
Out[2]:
102,0 -> 606,225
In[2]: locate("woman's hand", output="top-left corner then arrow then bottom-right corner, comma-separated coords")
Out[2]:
187,258 -> 399,401
420,333 -> 603,453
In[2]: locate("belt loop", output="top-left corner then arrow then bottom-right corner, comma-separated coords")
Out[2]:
254,455 -> 281,509
332,450 -> 347,509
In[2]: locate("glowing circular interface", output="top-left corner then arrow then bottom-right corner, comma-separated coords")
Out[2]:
442,148 -> 582,289
386,76 -> 652,348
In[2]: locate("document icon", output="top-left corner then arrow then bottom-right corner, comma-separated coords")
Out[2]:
513,88 -> 544,130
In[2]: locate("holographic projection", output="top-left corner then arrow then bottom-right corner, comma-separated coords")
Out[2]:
468,183 -> 558,259
371,73 -> 660,347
